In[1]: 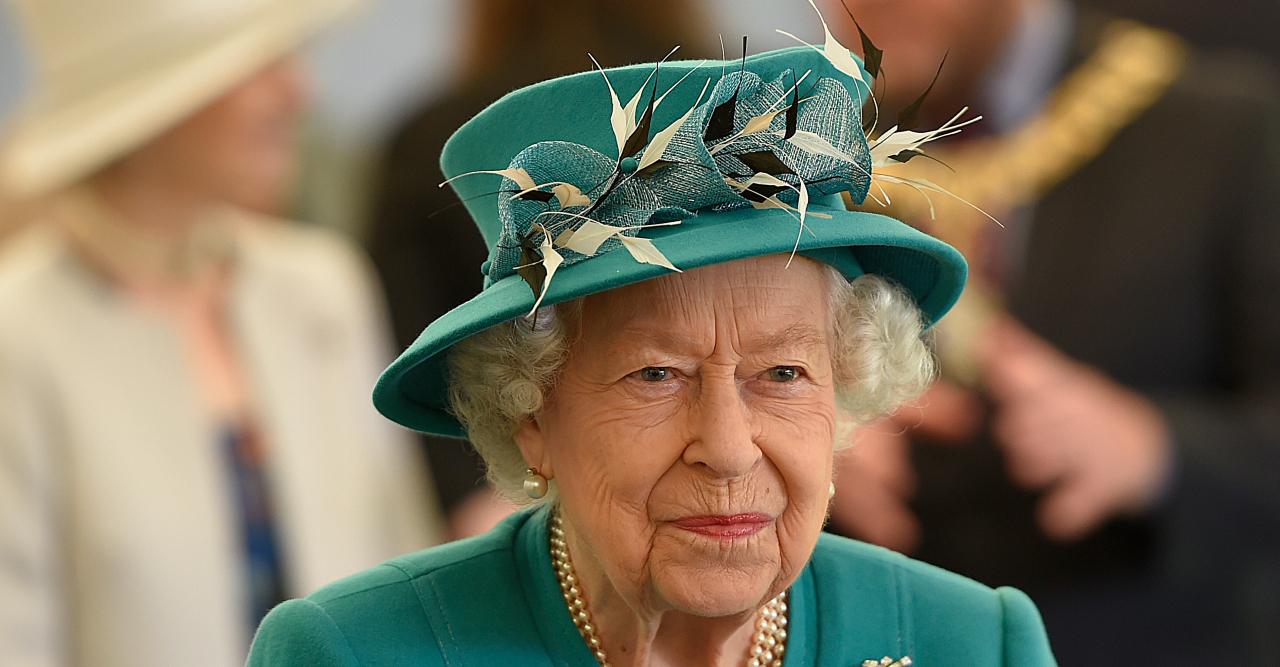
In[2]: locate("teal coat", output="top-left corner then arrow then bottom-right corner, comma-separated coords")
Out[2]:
249,507 -> 1056,666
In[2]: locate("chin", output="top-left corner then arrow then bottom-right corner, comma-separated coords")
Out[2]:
221,168 -> 294,214
652,555 -> 781,618
648,522 -> 787,609
659,571 -> 777,618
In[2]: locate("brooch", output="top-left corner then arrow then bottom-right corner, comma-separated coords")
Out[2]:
862,658 -> 913,667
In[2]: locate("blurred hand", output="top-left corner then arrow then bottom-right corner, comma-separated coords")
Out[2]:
831,382 -> 984,553
894,379 -> 986,444
448,487 -> 519,540
980,317 -> 1173,542
831,422 -> 921,553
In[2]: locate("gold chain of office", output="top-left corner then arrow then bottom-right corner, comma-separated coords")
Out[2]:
867,18 -> 1188,252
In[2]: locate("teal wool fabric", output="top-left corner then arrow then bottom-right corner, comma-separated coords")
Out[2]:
249,507 -> 1056,666
371,46 -> 968,438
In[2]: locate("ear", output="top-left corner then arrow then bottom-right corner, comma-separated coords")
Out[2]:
513,415 -> 555,479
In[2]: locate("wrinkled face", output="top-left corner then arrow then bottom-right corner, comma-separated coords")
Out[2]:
112,56 -> 308,213
516,254 -> 836,617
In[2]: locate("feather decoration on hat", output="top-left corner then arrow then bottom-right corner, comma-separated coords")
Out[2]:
443,2 -> 995,315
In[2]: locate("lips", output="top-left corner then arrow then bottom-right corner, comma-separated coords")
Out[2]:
670,513 -> 773,538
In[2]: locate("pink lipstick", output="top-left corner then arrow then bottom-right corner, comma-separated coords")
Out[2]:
671,513 -> 773,538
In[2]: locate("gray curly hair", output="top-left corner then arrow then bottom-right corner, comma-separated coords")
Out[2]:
447,267 -> 936,504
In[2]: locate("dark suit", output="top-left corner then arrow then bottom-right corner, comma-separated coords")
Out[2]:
850,13 -> 1280,665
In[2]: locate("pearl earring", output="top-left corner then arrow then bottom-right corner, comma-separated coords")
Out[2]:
829,481 -> 836,499
524,467 -> 549,499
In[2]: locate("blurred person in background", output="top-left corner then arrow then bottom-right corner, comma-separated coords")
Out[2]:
821,0 -> 1280,663
0,1 -> 443,665
366,0 -> 718,539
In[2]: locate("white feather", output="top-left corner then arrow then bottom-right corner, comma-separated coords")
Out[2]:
620,235 -> 680,272
869,108 -> 983,167
874,173 -> 1002,227
775,0 -> 866,86
787,130 -> 863,164
787,178 -> 811,268
527,230 -> 564,316
590,53 -> 629,157
560,220 -> 624,255
639,79 -> 712,171
552,184 -> 591,208
440,167 -> 536,192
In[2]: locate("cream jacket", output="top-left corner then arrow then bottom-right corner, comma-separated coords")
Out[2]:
0,202 -> 444,667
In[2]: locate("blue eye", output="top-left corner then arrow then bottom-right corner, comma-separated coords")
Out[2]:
638,367 -> 671,382
766,366 -> 801,382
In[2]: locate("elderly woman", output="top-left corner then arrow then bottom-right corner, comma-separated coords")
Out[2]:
250,27 -> 1057,667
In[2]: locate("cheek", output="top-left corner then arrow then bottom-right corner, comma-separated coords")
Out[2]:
543,390 -> 686,563
189,96 -> 296,171
552,420 -> 681,513
216,109 -> 295,177
759,393 -> 836,564
757,384 -> 836,482
546,390 -> 684,502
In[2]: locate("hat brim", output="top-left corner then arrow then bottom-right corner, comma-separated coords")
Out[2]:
373,202 -> 966,437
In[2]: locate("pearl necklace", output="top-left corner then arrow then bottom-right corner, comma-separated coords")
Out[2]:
550,512 -> 790,667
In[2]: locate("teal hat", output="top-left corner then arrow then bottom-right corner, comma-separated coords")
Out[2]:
374,44 -> 970,437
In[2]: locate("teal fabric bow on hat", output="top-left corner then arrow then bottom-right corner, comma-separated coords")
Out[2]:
482,65 -> 876,301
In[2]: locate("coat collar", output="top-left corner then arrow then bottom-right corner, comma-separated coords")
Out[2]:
55,187 -> 241,289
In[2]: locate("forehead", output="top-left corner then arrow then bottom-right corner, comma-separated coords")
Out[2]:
576,255 -> 833,350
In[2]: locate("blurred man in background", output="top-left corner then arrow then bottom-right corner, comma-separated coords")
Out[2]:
0,1 -> 442,665
823,0 -> 1280,663
366,0 -> 718,539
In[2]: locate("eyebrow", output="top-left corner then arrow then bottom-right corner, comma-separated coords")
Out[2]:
748,322 -> 829,354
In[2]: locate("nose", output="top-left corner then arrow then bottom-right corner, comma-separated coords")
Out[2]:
681,371 -> 761,478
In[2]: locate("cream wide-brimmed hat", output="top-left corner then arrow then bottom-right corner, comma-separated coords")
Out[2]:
0,0 -> 361,198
